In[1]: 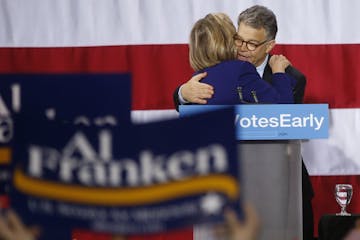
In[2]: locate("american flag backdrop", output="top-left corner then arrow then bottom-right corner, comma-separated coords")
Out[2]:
1,0 -> 360,238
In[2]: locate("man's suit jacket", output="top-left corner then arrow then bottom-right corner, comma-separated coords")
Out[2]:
263,61 -> 306,104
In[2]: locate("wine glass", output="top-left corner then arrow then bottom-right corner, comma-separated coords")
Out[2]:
334,184 -> 353,216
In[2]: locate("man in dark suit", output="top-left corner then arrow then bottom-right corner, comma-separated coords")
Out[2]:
173,5 -> 314,240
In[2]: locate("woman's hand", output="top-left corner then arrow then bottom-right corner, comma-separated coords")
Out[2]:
269,54 -> 291,73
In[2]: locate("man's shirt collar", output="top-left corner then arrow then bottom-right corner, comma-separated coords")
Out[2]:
256,54 -> 269,77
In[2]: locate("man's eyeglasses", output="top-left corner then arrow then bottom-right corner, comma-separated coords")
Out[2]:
233,34 -> 270,51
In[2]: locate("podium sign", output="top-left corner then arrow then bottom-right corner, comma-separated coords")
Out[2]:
179,104 -> 329,140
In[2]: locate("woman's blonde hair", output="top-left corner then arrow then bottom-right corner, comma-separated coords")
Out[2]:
189,13 -> 237,71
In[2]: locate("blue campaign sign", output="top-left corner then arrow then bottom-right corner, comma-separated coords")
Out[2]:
10,107 -> 241,238
179,104 -> 329,140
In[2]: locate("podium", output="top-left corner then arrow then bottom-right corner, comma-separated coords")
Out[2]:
239,140 -> 302,240
180,104 -> 329,240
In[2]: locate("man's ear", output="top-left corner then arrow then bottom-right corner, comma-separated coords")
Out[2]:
265,40 -> 276,53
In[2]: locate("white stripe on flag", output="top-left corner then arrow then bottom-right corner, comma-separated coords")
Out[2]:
303,108 -> 360,175
131,110 -> 179,124
1,0 -> 360,47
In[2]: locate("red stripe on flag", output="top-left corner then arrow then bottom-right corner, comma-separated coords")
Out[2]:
1,44 -> 360,110
273,44 -> 360,108
72,227 -> 193,240
129,228 -> 193,240
0,45 -> 192,111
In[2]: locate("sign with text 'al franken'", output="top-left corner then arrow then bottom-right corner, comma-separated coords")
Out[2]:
179,104 -> 329,140
10,108 -> 241,238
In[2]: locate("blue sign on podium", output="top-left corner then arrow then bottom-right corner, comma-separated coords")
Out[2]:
179,104 -> 329,140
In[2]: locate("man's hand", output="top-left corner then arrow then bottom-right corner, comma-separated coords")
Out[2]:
269,54 -> 291,73
180,72 -> 214,104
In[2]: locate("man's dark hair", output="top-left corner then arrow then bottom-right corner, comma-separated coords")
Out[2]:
237,5 -> 278,40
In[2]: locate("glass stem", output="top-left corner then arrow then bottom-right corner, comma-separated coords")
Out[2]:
341,206 -> 346,214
